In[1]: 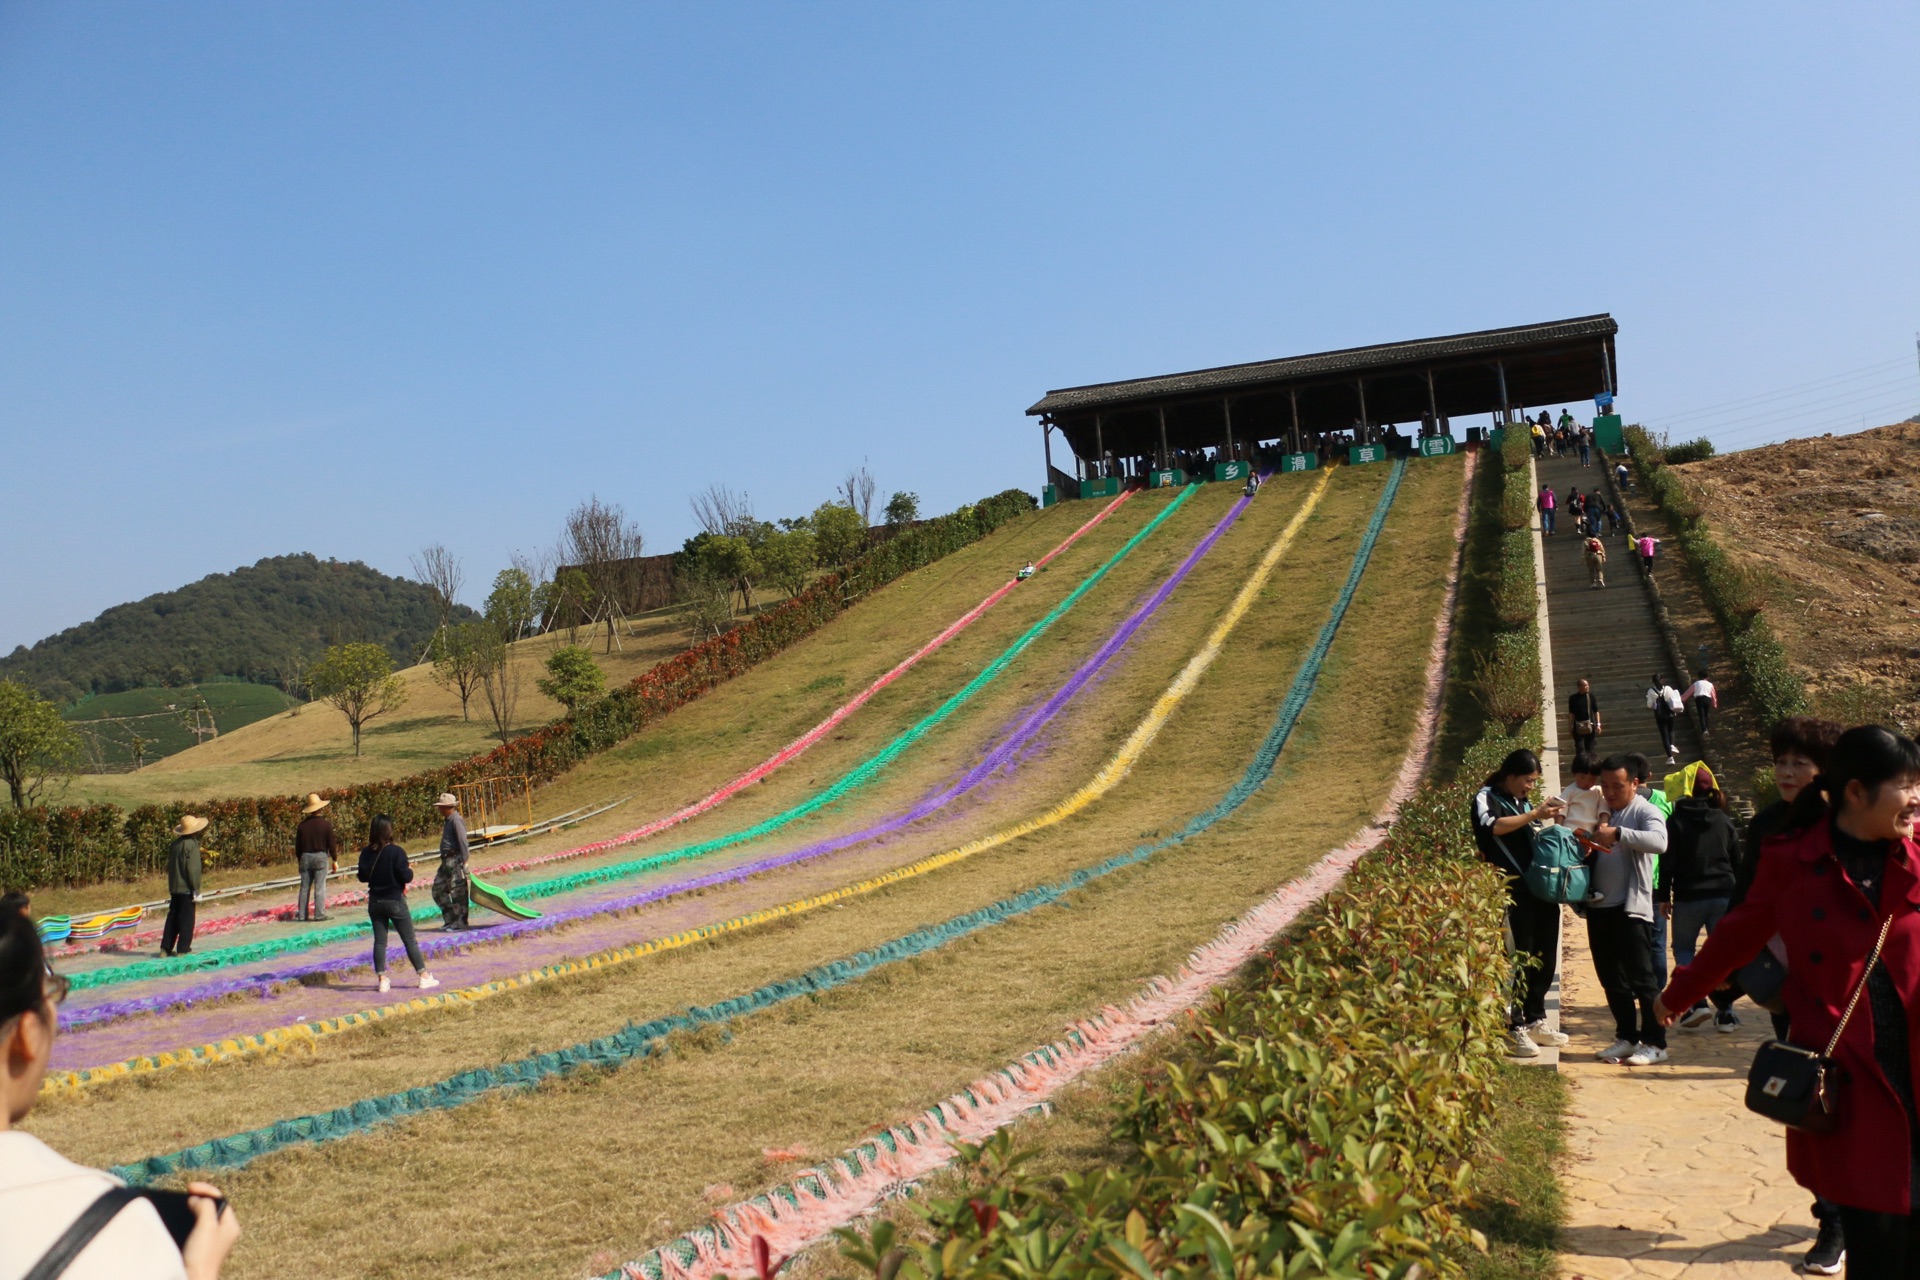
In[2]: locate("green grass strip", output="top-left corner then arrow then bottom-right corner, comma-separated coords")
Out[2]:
109,465 -> 1405,1190
74,485 -> 1199,992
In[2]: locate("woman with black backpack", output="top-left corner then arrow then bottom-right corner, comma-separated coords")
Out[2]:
1473,748 -> 1568,1058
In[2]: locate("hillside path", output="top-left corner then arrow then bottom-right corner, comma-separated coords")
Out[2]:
1538,448 -> 1807,1278
1558,921 -> 1809,1280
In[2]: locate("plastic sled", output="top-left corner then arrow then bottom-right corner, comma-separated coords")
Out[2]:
467,872 -> 541,922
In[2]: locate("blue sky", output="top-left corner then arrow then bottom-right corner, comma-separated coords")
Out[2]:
3,4 -> 1917,653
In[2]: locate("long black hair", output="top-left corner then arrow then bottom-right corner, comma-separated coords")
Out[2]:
1786,726 -> 1920,831
366,814 -> 396,851
1,891 -> 48,1027
1481,748 -> 1541,793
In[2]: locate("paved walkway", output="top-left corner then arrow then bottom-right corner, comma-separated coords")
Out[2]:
1558,916 -> 1814,1279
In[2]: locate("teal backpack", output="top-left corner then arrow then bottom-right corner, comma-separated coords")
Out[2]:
1523,824 -> 1591,904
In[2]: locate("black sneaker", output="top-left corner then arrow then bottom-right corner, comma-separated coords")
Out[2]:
1716,1008 -> 1742,1033
1802,1214 -> 1845,1274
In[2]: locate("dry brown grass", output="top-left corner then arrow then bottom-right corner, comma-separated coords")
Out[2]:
26,459 -> 1462,1278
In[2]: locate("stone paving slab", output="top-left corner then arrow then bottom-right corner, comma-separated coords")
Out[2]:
1556,909 -> 1813,1280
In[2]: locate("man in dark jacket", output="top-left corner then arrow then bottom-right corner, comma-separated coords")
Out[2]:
162,814 -> 208,957
1657,766 -> 1741,1031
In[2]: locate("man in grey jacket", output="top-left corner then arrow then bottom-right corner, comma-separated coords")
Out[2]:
431,792 -> 471,930
1587,755 -> 1671,1065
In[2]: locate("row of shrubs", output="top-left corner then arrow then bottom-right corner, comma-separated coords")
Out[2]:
1621,425 -> 1807,731
1474,426 -> 1544,731
0,489 -> 1039,891
837,728 -> 1521,1280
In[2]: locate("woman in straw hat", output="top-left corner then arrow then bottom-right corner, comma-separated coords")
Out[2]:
293,793 -> 339,921
161,815 -> 209,957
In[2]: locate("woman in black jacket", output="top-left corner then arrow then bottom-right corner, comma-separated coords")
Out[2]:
1472,749 -> 1568,1057
357,815 -> 439,995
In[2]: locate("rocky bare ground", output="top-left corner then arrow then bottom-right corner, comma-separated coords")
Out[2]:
1674,420 -> 1920,730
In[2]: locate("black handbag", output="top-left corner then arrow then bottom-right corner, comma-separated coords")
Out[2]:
1745,916 -> 1891,1133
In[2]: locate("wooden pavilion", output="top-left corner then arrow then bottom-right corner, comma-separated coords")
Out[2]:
1027,314 -> 1619,496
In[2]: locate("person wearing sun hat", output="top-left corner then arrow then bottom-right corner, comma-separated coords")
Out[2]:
430,792 -> 471,930
161,815 -> 209,957
293,794 -> 339,922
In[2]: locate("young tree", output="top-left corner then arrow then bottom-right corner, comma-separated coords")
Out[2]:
689,484 -> 758,539
696,534 -> 761,612
537,645 -> 607,714
308,642 -> 408,756
675,568 -> 735,643
758,526 -> 817,599
429,622 -> 495,720
409,544 -> 464,638
538,568 -> 596,645
839,465 -> 877,527
883,490 -> 920,526
485,567 -> 537,642
475,628 -> 518,745
811,501 -> 867,565
559,497 -> 645,654
0,678 -> 83,808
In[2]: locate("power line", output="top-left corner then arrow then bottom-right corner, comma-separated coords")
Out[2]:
1653,355 -> 1910,421
1661,375 -> 1920,433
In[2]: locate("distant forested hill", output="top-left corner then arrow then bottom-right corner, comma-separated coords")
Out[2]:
2,554 -> 476,704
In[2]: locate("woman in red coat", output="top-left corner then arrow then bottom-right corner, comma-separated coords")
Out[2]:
1659,726 -> 1920,1278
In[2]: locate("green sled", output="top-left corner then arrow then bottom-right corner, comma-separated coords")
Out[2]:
467,872 -> 541,922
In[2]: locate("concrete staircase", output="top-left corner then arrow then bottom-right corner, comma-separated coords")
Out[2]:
1536,452 -> 1706,770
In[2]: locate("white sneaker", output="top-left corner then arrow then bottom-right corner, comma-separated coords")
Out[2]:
1624,1044 -> 1670,1066
1510,1027 -> 1541,1058
1596,1038 -> 1636,1063
377,974 -> 391,993
418,973 -> 440,990
1524,1019 -> 1571,1047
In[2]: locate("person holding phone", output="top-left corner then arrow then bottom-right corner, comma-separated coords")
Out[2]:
0,893 -> 241,1278
1473,749 -> 1569,1057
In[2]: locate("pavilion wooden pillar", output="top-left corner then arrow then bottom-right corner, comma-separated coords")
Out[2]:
1289,386 -> 1301,455
1426,368 -> 1439,436
1355,379 -> 1370,444
1094,413 -> 1106,478
1221,398 -> 1235,461
1600,343 -> 1615,399
1494,360 -> 1510,423
1157,406 -> 1170,471
1042,421 -> 1054,483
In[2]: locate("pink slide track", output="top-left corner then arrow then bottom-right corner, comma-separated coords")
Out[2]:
54,490 -> 1135,961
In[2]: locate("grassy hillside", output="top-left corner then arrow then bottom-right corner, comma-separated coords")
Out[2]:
29,459 -> 1471,1280
63,681 -> 301,769
1,552 -> 466,705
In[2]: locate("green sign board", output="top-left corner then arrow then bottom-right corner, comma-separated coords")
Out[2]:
1593,414 -> 1625,454
1280,452 -> 1317,473
1348,443 -> 1387,466
1042,484 -> 1061,508
1212,459 -> 1249,483
1148,468 -> 1186,488
1418,435 -> 1456,457
1083,475 -> 1122,499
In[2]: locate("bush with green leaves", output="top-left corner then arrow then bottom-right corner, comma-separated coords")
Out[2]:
1493,532 -> 1536,631
1474,628 -> 1543,733
833,733 -> 1518,1280
812,502 -> 868,565
1660,437 -> 1715,466
536,645 -> 606,714
307,643 -> 407,757
885,491 -> 921,526
0,679 -> 82,810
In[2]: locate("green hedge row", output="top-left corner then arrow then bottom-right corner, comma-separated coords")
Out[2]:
1470,426 -> 1542,731
837,731 -> 1521,1280
1622,426 -> 1807,729
0,489 -> 1038,891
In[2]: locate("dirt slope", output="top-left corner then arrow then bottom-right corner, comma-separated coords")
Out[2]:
1673,420 -> 1920,729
